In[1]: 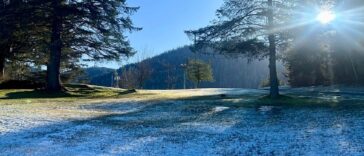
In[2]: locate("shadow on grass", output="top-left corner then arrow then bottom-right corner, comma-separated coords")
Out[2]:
0,84 -> 139,100
0,89 -> 139,100
118,89 -> 137,95
65,84 -> 100,94
175,93 -> 364,109
248,94 -> 364,109
0,90 -> 80,99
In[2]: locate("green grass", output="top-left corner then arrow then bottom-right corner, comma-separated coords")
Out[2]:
0,84 -> 149,105
256,95 -> 333,106
0,84 -> 215,105
183,94 -> 348,109
1,85 -> 356,108
0,84 -> 130,98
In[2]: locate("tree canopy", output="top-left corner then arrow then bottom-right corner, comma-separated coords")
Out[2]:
0,0 -> 140,91
187,59 -> 214,88
186,0 -> 295,98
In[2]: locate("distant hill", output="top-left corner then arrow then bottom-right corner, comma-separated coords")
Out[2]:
85,67 -> 115,78
78,46 -> 286,89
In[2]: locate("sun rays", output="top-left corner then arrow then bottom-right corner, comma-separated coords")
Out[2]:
316,10 -> 336,24
271,2 -> 364,52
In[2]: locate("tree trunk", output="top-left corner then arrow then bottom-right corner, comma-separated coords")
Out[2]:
46,0 -> 62,91
0,55 -> 5,81
267,0 -> 280,98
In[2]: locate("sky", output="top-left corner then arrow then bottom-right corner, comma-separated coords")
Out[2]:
94,0 -> 223,68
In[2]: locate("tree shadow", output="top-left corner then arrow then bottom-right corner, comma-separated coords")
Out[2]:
0,84 -> 139,99
118,89 -> 137,95
0,90 -> 81,99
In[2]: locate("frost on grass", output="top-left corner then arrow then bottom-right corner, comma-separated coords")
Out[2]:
1,88 -> 364,155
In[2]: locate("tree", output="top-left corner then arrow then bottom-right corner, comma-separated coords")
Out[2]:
25,0 -> 140,91
119,67 -> 139,89
162,62 -> 178,89
186,0 -> 294,98
285,40 -> 331,87
136,60 -> 152,89
284,0 -> 364,86
324,0 -> 364,85
119,58 -> 152,89
0,0 -> 32,80
0,0 -> 16,80
186,59 -> 214,88
111,70 -> 120,88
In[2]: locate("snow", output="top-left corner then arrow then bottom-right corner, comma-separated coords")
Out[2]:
1,88 -> 364,155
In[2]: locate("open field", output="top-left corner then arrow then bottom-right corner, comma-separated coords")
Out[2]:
1,85 -> 364,155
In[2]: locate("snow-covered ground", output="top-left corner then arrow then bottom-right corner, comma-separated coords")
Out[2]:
1,88 -> 364,155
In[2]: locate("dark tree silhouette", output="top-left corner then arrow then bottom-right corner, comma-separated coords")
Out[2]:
24,0 -> 140,91
0,0 -> 31,80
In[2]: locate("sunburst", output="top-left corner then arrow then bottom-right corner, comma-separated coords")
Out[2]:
316,10 -> 336,24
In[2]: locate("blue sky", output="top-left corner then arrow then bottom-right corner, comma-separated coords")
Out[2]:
94,0 -> 223,68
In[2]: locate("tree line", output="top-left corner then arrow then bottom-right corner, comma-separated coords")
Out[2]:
112,46 -> 273,90
117,56 -> 213,89
0,0 -> 139,91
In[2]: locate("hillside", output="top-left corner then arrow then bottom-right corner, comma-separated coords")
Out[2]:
72,67 -> 115,87
79,46 -> 286,89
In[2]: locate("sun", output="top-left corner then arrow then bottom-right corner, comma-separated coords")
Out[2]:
316,10 -> 336,24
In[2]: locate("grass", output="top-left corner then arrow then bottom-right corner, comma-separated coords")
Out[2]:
0,84 -> 357,108
2,86 -> 364,155
0,84 -> 228,105
0,84 -> 154,105
254,95 -> 336,106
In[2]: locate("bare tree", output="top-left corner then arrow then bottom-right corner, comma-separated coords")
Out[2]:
162,62 -> 177,89
120,67 -> 139,89
136,60 -> 152,89
119,51 -> 153,89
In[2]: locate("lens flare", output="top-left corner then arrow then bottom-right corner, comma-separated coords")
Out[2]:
316,10 -> 336,24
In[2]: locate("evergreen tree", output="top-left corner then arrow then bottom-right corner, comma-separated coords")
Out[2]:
0,0 -> 32,80
186,59 -> 214,88
25,0 -> 140,91
330,0 -> 364,85
186,0 -> 294,98
284,39 -> 331,87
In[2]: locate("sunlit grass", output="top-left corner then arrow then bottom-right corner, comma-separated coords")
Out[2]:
0,84 -> 144,105
0,85 -> 228,105
1,85 -> 362,110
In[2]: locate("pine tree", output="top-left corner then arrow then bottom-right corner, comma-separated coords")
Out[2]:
0,0 -> 30,80
186,0 -> 295,98
25,0 -> 140,91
